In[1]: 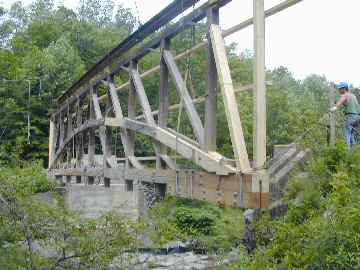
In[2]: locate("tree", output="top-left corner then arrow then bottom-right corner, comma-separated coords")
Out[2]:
0,162 -> 135,270
78,0 -> 115,27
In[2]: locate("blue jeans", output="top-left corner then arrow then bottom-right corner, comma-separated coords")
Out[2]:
344,114 -> 360,148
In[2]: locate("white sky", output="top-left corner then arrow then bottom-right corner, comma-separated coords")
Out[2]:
3,0 -> 360,86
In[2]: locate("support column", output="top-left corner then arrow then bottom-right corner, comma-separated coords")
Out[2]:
251,0 -> 269,209
253,0 -> 267,170
159,38 -> 171,163
48,117 -> 56,168
66,104 -> 73,167
128,62 -> 137,168
88,88 -> 95,167
204,7 -> 219,152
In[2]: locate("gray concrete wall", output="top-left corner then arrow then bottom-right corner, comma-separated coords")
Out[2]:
64,184 -> 139,219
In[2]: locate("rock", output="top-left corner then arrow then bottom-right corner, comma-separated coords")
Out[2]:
243,208 -> 260,224
183,252 -> 198,263
223,259 -> 231,265
164,240 -> 188,254
138,253 -> 150,264
269,201 -> 288,219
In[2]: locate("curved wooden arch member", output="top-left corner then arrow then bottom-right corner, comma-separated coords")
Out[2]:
105,117 -> 236,175
49,119 -> 104,169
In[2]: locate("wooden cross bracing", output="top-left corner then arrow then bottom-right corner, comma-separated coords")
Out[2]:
48,0 -> 304,208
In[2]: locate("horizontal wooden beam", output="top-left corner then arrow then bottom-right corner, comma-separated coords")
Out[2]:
57,0 -> 200,104
54,0 -> 302,116
111,0 -> 231,75
136,82 -> 272,120
96,0 -> 302,104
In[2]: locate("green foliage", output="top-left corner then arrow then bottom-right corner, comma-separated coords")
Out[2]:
175,207 -> 215,235
141,196 -> 245,253
0,162 -> 135,270
230,143 -> 360,269
0,0 -> 136,166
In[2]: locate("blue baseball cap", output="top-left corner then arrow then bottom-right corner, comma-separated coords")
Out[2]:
338,82 -> 349,89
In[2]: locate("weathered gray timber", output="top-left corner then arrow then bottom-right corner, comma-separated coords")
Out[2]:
49,0 -> 305,209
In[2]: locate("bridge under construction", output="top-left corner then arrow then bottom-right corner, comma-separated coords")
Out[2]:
48,0 -> 308,210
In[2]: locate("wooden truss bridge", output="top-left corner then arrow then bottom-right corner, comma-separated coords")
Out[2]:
48,0 -> 305,209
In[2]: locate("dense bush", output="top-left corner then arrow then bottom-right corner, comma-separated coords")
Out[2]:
142,196 -> 245,253
231,142 -> 360,269
175,207 -> 215,235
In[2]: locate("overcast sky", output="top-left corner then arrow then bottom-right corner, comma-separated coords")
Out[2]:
3,0 -> 360,86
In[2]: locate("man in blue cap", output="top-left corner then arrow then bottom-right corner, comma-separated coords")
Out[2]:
330,82 -> 360,148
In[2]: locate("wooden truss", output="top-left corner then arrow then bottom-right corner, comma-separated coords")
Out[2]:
48,0 -> 304,208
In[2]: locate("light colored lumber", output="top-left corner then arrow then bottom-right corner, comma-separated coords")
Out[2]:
105,117 -> 236,175
163,50 -> 204,145
209,24 -> 251,172
253,0 -> 267,170
95,0 -> 303,104
48,119 -> 56,167
130,67 -> 163,169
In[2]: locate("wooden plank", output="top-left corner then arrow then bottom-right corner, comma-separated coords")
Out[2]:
129,67 -> 157,126
66,105 -> 74,167
159,39 -> 171,158
128,156 -> 144,169
59,112 -> 65,146
54,0 -> 303,117
48,119 -> 56,168
91,90 -> 114,168
58,0 -> 200,104
204,7 -> 219,152
106,117 -> 236,175
129,64 -> 162,168
111,0 -> 231,74
94,0 -> 302,105
136,82 -> 272,120
253,0 -> 267,169
209,24 -> 251,172
88,88 -> 96,166
75,99 -> 84,167
160,154 -> 178,170
163,50 -> 204,145
107,78 -> 133,161
127,67 -> 137,168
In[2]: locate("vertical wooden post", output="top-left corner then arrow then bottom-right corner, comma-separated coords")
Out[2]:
253,0 -> 266,170
329,86 -> 336,145
128,62 -> 137,168
66,104 -> 73,167
204,7 -> 219,152
48,118 -> 56,168
159,38 -> 171,162
88,88 -> 95,166
75,99 -> 83,168
59,112 -> 65,146
251,0 -> 269,209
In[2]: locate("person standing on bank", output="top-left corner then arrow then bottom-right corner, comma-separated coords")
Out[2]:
330,82 -> 360,148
